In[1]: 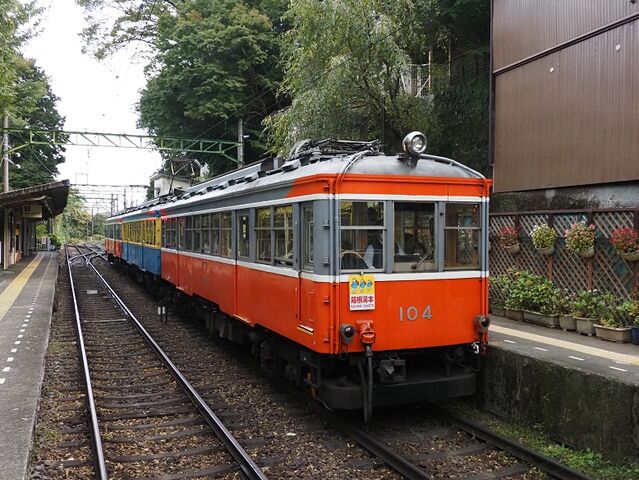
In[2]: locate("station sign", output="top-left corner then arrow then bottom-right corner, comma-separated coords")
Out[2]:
349,274 -> 375,311
23,204 -> 43,219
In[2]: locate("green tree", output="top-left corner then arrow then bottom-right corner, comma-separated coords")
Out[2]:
55,188 -> 91,242
266,0 -> 434,155
8,58 -> 66,188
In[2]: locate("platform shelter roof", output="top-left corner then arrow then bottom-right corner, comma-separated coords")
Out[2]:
0,180 -> 70,219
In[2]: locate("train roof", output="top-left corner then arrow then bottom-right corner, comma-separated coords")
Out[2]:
108,142 -> 484,222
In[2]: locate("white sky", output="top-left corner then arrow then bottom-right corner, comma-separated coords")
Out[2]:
22,0 -> 161,210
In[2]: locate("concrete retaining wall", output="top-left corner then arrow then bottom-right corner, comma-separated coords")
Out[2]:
479,347 -> 639,461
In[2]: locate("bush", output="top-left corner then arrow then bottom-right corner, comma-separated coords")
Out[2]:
502,270 -> 560,315
48,234 -> 61,248
531,224 -> 556,249
619,300 -> 639,327
571,290 -> 617,321
564,221 -> 595,253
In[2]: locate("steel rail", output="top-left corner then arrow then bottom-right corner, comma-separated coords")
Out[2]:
79,248 -> 268,480
313,408 -> 433,480
65,245 -> 109,480
434,406 -> 593,480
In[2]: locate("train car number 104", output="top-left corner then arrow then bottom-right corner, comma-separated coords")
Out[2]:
399,305 -> 432,321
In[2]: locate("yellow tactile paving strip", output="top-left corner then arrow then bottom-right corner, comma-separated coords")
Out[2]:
0,254 -> 43,323
491,324 -> 639,366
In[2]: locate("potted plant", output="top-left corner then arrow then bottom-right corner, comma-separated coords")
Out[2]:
571,290 -> 615,336
594,311 -> 631,344
501,270 -> 525,321
498,226 -> 520,254
518,272 -> 561,328
611,227 -> 639,262
531,224 -> 556,255
619,300 -> 639,345
557,291 -> 577,331
490,273 -> 509,317
564,221 -> 596,258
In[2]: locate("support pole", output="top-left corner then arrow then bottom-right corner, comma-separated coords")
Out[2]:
237,118 -> 244,167
2,113 -> 9,193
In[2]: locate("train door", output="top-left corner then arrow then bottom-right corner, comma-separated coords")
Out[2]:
299,202 -> 315,333
235,210 -> 250,321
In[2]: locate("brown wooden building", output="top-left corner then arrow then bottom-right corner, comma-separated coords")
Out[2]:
491,1 -> 639,194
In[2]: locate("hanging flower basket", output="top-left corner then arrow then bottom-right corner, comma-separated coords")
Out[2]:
498,226 -> 520,254
611,228 -> 639,262
565,221 -> 596,257
531,224 -> 556,255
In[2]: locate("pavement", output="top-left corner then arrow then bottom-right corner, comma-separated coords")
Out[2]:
489,315 -> 639,385
0,252 -> 58,480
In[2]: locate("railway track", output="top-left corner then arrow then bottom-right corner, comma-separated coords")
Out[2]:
70,243 -> 593,480
63,244 -> 267,479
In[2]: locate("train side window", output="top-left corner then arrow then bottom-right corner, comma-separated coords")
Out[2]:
185,216 -> 193,252
256,207 -> 272,264
340,201 -> 384,271
201,214 -> 210,253
393,202 -> 436,273
444,203 -> 480,270
178,217 -> 185,250
274,205 -> 293,267
237,213 -> 249,258
220,212 -> 232,257
302,204 -> 313,271
193,215 -> 201,252
211,213 -> 220,255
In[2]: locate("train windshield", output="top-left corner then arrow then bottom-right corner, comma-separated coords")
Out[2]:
393,202 -> 436,272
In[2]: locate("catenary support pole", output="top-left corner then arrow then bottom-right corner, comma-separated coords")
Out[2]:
2,113 -> 9,193
237,118 -> 244,167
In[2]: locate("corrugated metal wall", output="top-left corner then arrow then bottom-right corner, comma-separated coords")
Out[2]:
492,0 -> 639,193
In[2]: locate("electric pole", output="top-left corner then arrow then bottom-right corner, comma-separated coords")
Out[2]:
2,113 -> 9,193
237,118 -> 244,167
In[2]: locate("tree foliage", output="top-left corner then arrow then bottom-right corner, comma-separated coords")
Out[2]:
266,0 -> 436,155
77,0 -> 286,175
9,59 -> 66,189
55,188 -> 91,242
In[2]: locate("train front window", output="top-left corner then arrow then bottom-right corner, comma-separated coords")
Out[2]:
340,201 -> 384,271
444,203 -> 480,270
393,202 -> 436,272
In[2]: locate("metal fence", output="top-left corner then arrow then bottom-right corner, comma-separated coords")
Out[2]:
489,209 -> 639,303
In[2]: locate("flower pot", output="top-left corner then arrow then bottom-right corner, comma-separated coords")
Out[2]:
523,310 -> 559,328
574,316 -> 597,336
559,315 -> 576,331
619,250 -> 639,262
504,309 -> 523,321
631,326 -> 639,345
578,246 -> 595,258
594,325 -> 631,343
491,306 -> 506,317
503,243 -> 520,254
536,245 -> 554,256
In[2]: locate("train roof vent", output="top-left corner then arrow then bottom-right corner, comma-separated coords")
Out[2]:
218,182 -> 229,190
282,159 -> 301,172
244,172 -> 259,182
206,186 -> 215,192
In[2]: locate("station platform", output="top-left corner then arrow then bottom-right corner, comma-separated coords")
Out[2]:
0,252 -> 58,480
482,314 -> 639,460
489,316 -> 639,384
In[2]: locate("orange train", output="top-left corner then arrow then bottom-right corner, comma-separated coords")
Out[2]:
105,132 -> 491,419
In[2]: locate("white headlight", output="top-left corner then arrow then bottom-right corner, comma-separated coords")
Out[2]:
402,131 -> 427,156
